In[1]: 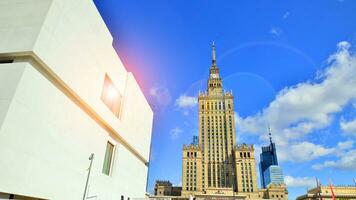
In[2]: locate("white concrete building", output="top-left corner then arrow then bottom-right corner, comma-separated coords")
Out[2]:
0,0 -> 153,199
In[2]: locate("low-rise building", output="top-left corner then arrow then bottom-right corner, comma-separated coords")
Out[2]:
154,181 -> 182,197
259,184 -> 288,200
296,185 -> 356,200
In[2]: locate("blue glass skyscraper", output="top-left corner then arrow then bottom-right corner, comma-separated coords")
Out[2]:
259,129 -> 284,188
263,166 -> 284,186
191,135 -> 199,145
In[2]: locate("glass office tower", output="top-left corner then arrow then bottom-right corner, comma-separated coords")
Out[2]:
263,165 -> 284,186
259,131 -> 280,188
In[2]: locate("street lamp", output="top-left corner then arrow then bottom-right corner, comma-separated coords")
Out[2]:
83,153 -> 94,200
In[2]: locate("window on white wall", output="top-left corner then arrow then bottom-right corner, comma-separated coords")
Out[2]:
102,141 -> 114,175
101,74 -> 123,118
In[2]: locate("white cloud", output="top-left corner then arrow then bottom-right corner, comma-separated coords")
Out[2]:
170,127 -> 183,140
175,94 -> 198,115
236,41 -> 356,162
269,27 -> 283,37
337,140 -> 354,150
174,181 -> 182,187
352,102 -> 356,109
312,149 -> 356,170
340,118 -> 356,137
149,86 -> 172,106
276,140 -> 354,163
285,176 -> 316,188
283,12 -> 290,19
278,142 -> 335,162
175,95 -> 197,108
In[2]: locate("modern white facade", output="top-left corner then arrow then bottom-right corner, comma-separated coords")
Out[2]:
0,0 -> 153,199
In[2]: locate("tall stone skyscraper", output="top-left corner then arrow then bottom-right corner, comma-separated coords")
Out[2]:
181,43 -> 287,200
198,42 -> 236,191
182,42 -> 239,197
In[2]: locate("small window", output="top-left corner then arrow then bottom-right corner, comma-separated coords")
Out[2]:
101,74 -> 123,118
121,195 -> 124,200
102,141 -> 114,175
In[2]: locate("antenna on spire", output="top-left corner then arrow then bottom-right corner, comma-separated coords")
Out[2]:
212,41 -> 216,66
268,125 -> 273,144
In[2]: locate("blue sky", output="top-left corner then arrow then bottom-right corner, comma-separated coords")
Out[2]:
94,1 -> 356,199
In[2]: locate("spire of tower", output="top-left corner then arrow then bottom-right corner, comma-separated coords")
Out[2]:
268,125 -> 273,144
212,41 -> 216,66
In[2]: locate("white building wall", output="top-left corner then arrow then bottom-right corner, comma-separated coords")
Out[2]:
0,0 -> 52,53
0,0 -> 153,199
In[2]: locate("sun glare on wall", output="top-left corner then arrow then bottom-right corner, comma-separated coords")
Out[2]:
101,74 -> 123,118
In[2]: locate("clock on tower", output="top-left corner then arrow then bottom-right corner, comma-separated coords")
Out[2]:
211,73 -> 218,79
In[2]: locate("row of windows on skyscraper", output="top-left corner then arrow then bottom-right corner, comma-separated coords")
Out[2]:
187,152 -> 197,158
185,156 -> 197,191
201,101 -> 231,110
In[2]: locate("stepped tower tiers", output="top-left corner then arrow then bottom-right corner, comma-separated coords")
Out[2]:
180,43 -> 288,200
198,42 -> 237,192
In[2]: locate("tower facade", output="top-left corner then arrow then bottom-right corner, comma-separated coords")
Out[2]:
182,144 -> 203,195
234,144 -> 258,193
198,42 -> 237,192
